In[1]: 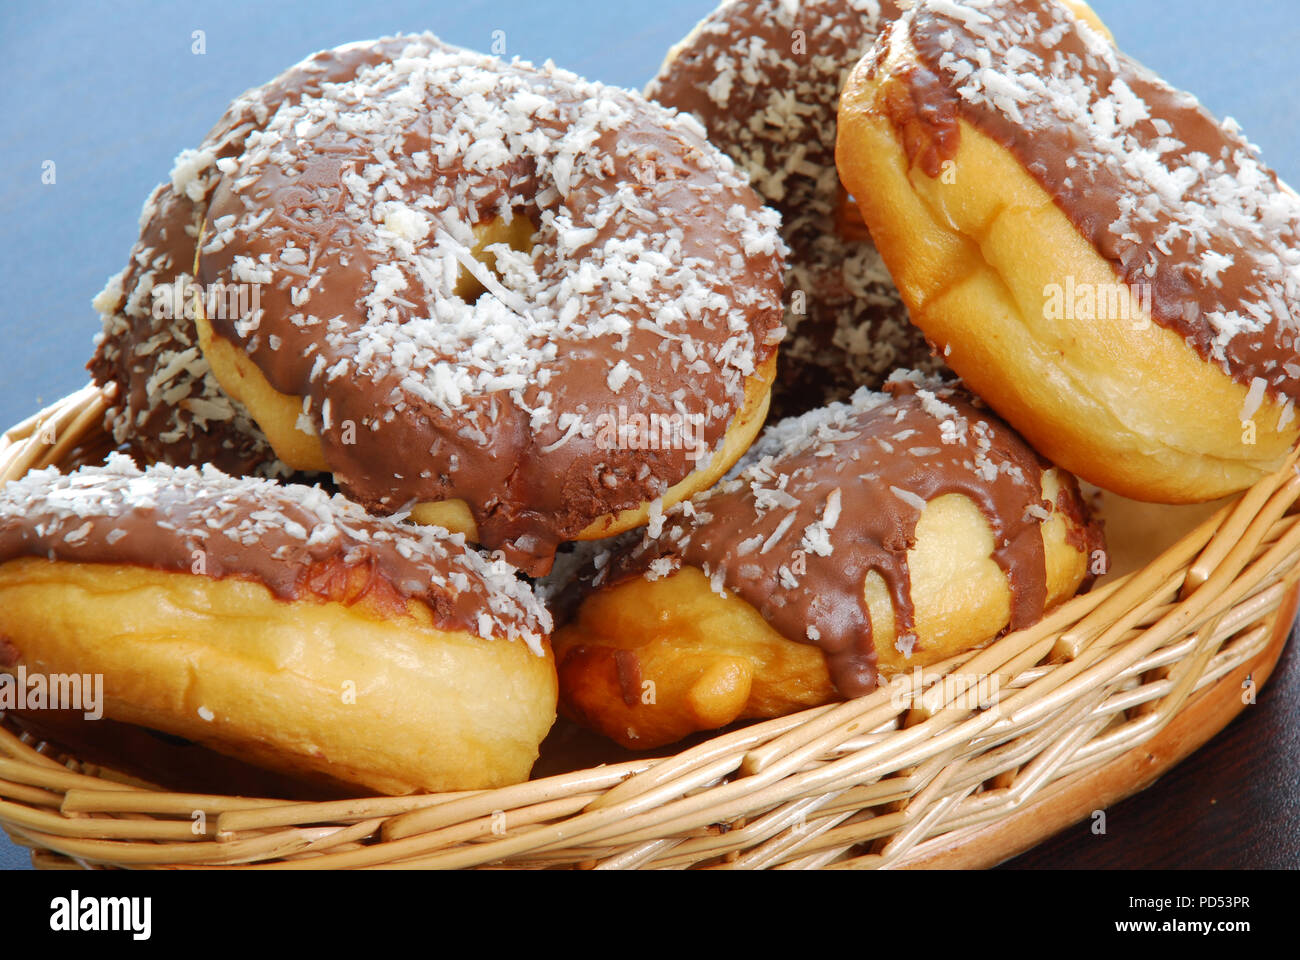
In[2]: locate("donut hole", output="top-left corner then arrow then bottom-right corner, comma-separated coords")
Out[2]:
454,214 -> 538,303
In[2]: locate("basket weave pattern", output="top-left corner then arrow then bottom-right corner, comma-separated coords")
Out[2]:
0,383 -> 1295,869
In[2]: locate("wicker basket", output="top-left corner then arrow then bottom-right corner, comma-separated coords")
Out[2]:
0,382 -> 1295,870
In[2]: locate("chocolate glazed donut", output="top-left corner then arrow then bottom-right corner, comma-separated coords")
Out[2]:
648,0 -> 943,417
195,38 -> 786,575
838,0 -> 1300,502
553,374 -> 1102,748
0,455 -> 556,794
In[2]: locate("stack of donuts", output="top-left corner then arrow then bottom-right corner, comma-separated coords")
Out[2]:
2,0 -> 1296,790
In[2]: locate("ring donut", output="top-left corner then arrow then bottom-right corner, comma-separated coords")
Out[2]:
192,37 -> 786,575
648,0 -> 942,416
0,454 -> 556,794
552,373 -> 1102,749
837,0 -> 1300,502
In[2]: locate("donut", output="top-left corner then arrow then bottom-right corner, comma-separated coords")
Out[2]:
836,0 -> 1300,503
552,373 -> 1101,749
88,36 -> 441,474
647,0 -> 942,416
191,37 -> 786,576
0,454 -> 556,795
88,180 -> 276,475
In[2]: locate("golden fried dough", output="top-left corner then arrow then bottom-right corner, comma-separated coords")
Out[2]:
0,559 -> 556,794
554,380 -> 1100,749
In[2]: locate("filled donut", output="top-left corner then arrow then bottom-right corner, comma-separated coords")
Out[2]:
648,0 -> 941,416
837,0 -> 1300,503
552,373 -> 1102,748
89,36 -> 436,475
192,37 -> 786,575
0,454 -> 556,795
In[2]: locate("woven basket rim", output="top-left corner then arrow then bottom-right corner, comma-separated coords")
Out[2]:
0,383 -> 1296,870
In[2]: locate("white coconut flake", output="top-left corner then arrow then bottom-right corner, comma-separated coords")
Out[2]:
890,485 -> 928,511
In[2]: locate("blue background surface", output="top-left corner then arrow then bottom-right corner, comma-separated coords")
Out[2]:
1,0 -> 1298,870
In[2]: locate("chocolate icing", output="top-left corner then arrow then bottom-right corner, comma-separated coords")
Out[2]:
599,374 -> 1097,697
648,0 -> 943,416
88,35 -> 448,473
0,454 -> 550,652
869,0 -> 1300,406
198,39 -> 785,576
